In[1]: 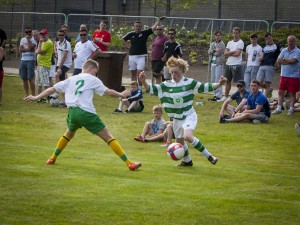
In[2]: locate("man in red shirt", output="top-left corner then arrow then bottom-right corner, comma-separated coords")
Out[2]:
92,20 -> 111,51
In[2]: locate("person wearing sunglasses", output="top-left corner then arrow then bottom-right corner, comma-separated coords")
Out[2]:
72,28 -> 101,75
162,28 -> 182,81
19,27 -> 37,98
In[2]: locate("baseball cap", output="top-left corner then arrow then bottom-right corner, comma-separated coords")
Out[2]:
40,29 -> 48,35
237,80 -> 245,87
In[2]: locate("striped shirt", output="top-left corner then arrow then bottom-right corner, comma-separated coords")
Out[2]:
149,76 -> 214,120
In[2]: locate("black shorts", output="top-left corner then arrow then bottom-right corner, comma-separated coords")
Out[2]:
151,60 -> 165,74
225,64 -> 243,82
56,65 -> 70,81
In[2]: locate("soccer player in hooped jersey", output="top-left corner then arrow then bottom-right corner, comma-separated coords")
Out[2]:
139,56 -> 227,166
24,59 -> 142,171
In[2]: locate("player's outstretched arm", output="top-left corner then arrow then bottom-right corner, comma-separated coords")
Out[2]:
105,89 -> 131,98
24,87 -> 56,102
213,76 -> 227,90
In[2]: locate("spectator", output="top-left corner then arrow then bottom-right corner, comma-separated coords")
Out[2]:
161,121 -> 174,147
134,105 -> 166,142
0,27 -> 7,61
283,91 -> 300,112
24,59 -> 141,171
92,20 -> 111,51
272,35 -> 300,116
113,81 -> 144,113
139,56 -> 227,166
219,80 -> 249,123
75,24 -> 91,43
219,27 -> 244,102
123,17 -> 164,89
19,27 -> 37,97
244,33 -> 262,92
208,30 -> 225,101
73,28 -> 101,75
35,29 -> 53,103
151,25 -> 169,84
224,80 -> 271,124
54,29 -> 72,83
162,28 -> 182,81
256,32 -> 281,98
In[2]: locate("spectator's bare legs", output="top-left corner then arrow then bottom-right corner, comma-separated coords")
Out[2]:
264,81 -> 271,97
224,80 -> 231,98
277,90 -> 285,110
141,122 -> 152,138
29,78 -> 35,96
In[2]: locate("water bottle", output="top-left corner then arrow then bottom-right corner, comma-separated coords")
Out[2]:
196,102 -> 204,106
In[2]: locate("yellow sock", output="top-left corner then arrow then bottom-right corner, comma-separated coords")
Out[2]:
107,139 -> 132,165
50,133 -> 70,161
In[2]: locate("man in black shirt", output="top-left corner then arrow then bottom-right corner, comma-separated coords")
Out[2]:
123,17 -> 164,89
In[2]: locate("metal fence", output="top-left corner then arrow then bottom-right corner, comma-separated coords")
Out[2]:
271,21 -> 300,33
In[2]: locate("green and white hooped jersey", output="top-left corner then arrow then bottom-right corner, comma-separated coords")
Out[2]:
149,77 -> 214,120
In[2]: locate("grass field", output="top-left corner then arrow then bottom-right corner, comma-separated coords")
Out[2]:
0,75 -> 299,225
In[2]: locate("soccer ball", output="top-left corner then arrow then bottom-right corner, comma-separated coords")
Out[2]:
49,98 -> 60,107
167,143 -> 185,161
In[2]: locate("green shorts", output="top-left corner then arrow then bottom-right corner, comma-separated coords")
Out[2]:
67,107 -> 105,134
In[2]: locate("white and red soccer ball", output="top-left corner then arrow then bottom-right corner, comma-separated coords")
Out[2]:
167,143 -> 185,160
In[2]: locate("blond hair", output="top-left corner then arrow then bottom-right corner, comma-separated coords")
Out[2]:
82,59 -> 99,71
152,104 -> 163,113
166,56 -> 189,74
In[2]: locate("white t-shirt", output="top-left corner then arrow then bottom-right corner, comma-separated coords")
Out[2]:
73,40 -> 99,69
20,37 -> 37,61
246,44 -> 263,66
226,39 -> 244,65
54,73 -> 108,114
56,39 -> 73,68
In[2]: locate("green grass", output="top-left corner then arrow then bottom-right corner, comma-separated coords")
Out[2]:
0,75 -> 300,225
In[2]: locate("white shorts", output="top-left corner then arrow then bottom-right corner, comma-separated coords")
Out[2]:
49,65 -> 56,78
173,112 -> 198,138
128,55 -> 146,71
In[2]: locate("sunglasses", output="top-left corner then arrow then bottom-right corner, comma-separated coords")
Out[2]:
57,34 -> 64,37
25,31 -> 32,34
168,33 -> 175,35
80,34 -> 87,36
237,85 -> 244,88
156,28 -> 162,30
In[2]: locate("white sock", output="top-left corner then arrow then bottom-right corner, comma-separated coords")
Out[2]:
201,148 -> 211,158
182,142 -> 192,162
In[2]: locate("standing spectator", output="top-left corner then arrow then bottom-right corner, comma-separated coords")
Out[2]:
75,24 -> 91,43
219,80 -> 250,122
134,105 -> 166,142
162,28 -> 183,81
151,25 -> 169,84
92,20 -> 111,51
224,80 -> 271,124
0,28 -> 7,62
244,33 -> 263,92
54,29 -> 72,83
256,32 -> 281,97
55,24 -> 71,43
208,30 -> 225,101
219,27 -> 244,102
272,35 -> 300,116
24,59 -> 142,171
73,28 -> 101,75
0,28 -> 6,105
113,81 -> 144,113
19,27 -> 37,97
139,56 -> 227,166
123,17 -> 164,89
35,29 -> 53,103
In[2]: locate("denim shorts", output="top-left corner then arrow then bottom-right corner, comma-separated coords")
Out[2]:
20,60 -> 35,80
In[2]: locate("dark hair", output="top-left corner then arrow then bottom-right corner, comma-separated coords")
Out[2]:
265,32 -> 272,38
250,33 -> 258,39
134,21 -> 142,24
101,20 -> 108,25
25,26 -> 32,30
58,29 -> 65,34
168,28 -> 176,34
80,28 -> 88,33
251,79 -> 260,85
214,30 -> 222,35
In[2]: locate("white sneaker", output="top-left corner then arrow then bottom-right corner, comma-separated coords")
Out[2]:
253,119 -> 261,124
272,109 -> 282,114
295,123 -> 300,135
287,109 -> 294,116
217,97 -> 227,102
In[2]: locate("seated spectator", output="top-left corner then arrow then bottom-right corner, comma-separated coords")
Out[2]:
224,80 -> 271,124
283,91 -> 300,113
134,105 -> 166,142
219,80 -> 250,123
113,81 -> 144,113
161,121 -> 175,147
75,24 -> 91,43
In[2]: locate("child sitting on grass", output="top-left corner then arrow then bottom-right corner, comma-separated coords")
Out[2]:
113,81 -> 144,113
134,105 -> 166,142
